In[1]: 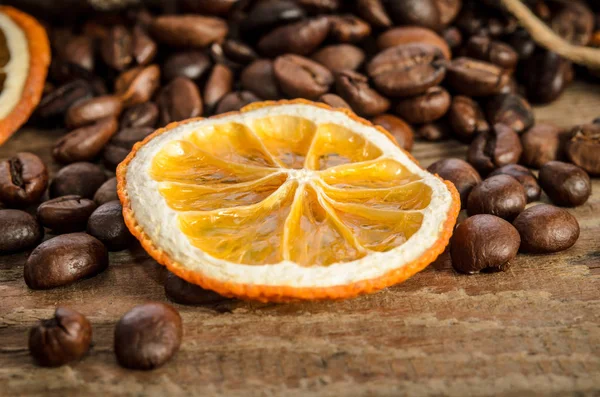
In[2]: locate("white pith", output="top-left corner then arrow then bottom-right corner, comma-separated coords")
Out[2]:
125,104 -> 454,288
0,12 -> 29,119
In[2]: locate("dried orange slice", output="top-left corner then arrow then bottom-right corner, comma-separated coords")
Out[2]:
0,6 -> 50,145
117,100 -> 459,301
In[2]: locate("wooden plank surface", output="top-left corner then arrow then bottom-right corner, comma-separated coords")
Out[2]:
0,82 -> 599,397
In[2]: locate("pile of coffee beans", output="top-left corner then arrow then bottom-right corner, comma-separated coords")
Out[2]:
0,0 -> 598,369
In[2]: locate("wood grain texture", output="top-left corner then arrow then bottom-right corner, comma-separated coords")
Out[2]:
0,82 -> 599,397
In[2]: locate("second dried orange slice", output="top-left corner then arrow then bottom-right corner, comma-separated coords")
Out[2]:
117,100 -> 459,301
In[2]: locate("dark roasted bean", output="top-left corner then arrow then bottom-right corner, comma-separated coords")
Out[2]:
274,55 -> 333,100
37,80 -> 94,120
395,86 -> 450,124
0,210 -> 43,253
37,195 -> 97,234
0,153 -> 48,207
387,0 -> 442,32
311,44 -> 365,73
520,123 -> 569,168
240,59 -> 281,100
132,25 -> 157,66
513,204 -> 580,253
150,15 -> 228,48
566,123 -> 600,175
467,174 -> 527,220
467,123 -> 522,175
523,50 -> 572,104
53,116 -> 119,164
486,94 -> 534,135
158,77 -> 203,125
101,25 -> 132,71
94,177 -> 118,206
538,161 -> 591,207
87,201 -> 133,251
120,102 -> 159,129
356,0 -> 392,28
377,27 -> 451,59
114,65 -> 161,108
371,114 -> 414,151
417,122 -> 451,141
334,70 -> 389,117
163,51 -> 212,82
203,64 -> 233,112
489,164 -> 541,203
446,57 -> 510,97
448,96 -> 489,141
464,35 -> 518,70
49,162 -> 106,199
215,91 -> 261,114
258,17 -> 330,57
65,95 -> 123,129
427,158 -> 481,208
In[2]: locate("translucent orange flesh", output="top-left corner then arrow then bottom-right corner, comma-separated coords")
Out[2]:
150,117 -> 432,267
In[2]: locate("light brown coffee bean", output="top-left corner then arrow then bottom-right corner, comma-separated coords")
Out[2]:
65,95 -> 123,129
150,15 -> 228,48
273,55 -> 333,100
53,116 -> 119,164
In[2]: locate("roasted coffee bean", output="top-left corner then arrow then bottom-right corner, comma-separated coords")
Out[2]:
240,0 -> 305,35
0,210 -> 43,253
297,0 -> 339,12
132,25 -> 157,66
334,70 -> 389,117
523,51 -> 572,104
150,15 -> 228,48
387,0 -> 442,32
356,0 -> 392,28
258,17 -> 330,57
101,25 -> 132,71
37,80 -> 94,120
94,177 -> 118,206
222,39 -> 258,65
451,214 -> 520,274
203,64 -> 233,112
25,233 -> 108,289
29,307 -> 92,367
318,93 -> 351,110
274,55 -> 333,100
376,27 -> 451,60
550,2 -> 594,46
240,59 -> 281,100
566,123 -> 600,175
507,29 -> 535,60
486,94 -> 534,135
539,161 -> 591,207
467,123 -> 522,175
328,15 -> 371,43
442,26 -> 462,50
49,162 -> 106,199
180,0 -> 239,16
114,303 -> 182,370
0,153 -> 48,207
489,164 -> 541,203
417,122 -> 451,141
103,127 -> 154,169
446,57 -> 510,97
49,59 -> 107,96
371,114 -> 414,151
464,35 -> 518,70
37,195 -> 97,234
163,51 -> 212,82
427,158 -> 481,208
311,44 -> 365,73
158,77 -> 203,125
448,96 -> 489,141
53,116 -> 119,164
434,0 -> 462,26
215,91 -> 261,114
395,86 -> 450,124
367,44 -> 446,97
87,201 -> 133,251
467,174 -> 526,220
115,65 -> 161,107
165,271 -> 229,305
61,35 -> 94,72
65,95 -> 123,129
513,204 -> 579,253
520,123 -> 568,168
120,102 -> 159,129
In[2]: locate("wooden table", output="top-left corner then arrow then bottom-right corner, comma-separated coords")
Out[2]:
1,82 -> 599,396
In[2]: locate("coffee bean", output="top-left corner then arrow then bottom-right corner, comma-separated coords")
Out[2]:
297,0 -> 340,12
520,123 -> 569,168
158,77 -> 203,125
62,35 -> 94,72
427,158 -> 481,208
318,94 -> 351,110
53,116 -> 119,164
0,153 -> 48,207
258,17 -> 330,57
523,50 -> 572,104
486,94 -> 534,135
240,0 -> 305,35
94,177 -> 118,206
114,303 -> 182,370
101,25 -> 133,71
356,0 -> 392,28
376,27 -> 451,59
165,271 -> 229,305
566,123 -> 600,175
550,2 -> 594,46
448,96 -> 489,141
163,51 -> 212,82
24,233 -> 108,289
203,64 -> 233,112
240,59 -> 281,100
334,70 -> 389,117
328,15 -> 371,43
115,65 -> 161,107
395,86 -> 450,124
513,204 -> 580,253
446,57 -> 510,97
451,214 -> 520,274
489,164 -> 541,203
103,127 -> 154,169
215,91 -> 261,114
387,0 -> 442,32
442,26 -> 462,49
37,195 -> 97,234
49,59 -> 107,96
87,201 -> 133,251
0,210 -> 43,253
274,55 -> 333,100
467,123 -> 522,175
222,39 -> 258,65
538,161 -> 591,207
464,35 -> 518,70
368,43 -> 446,97
37,80 -> 94,120
29,307 -> 92,367
120,102 -> 159,129
180,0 -> 239,16
132,25 -> 157,66
417,122 -> 451,141
434,0 -> 462,25
467,174 -> 526,220
507,28 -> 535,60
49,162 -> 107,199
65,95 -> 123,129
150,15 -> 228,48
311,44 -> 365,73
372,114 -> 414,151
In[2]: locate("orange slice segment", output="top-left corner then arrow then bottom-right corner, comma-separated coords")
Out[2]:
117,99 -> 460,302
0,6 -> 50,145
